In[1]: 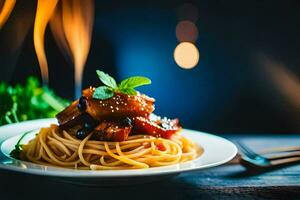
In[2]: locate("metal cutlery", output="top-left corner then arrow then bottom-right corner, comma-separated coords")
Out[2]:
236,141 -> 300,170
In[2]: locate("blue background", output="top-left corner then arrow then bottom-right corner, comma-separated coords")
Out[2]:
0,0 -> 299,133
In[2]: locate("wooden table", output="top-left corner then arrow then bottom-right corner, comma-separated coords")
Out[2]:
1,134 -> 300,200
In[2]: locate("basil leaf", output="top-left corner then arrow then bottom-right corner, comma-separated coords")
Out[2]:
96,70 -> 117,89
93,70 -> 152,98
93,86 -> 114,100
119,88 -> 137,95
119,76 -> 151,90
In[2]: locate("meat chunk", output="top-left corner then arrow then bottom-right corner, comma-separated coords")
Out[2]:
90,117 -> 133,141
56,87 -> 155,126
56,99 -> 82,126
83,87 -> 155,120
132,114 -> 181,139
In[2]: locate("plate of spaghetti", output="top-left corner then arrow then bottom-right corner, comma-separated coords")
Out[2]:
0,71 -> 237,182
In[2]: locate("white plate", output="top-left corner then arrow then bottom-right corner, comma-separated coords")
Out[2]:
0,119 -> 237,183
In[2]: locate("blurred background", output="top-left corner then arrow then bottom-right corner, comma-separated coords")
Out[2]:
0,0 -> 299,134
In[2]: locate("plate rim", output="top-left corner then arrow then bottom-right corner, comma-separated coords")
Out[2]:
0,119 -> 237,178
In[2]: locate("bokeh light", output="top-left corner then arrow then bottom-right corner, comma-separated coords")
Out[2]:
174,42 -> 199,69
176,20 -> 198,42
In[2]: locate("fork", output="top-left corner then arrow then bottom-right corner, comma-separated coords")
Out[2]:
236,141 -> 300,170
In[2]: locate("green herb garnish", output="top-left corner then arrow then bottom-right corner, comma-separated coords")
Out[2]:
10,130 -> 33,159
93,70 -> 151,100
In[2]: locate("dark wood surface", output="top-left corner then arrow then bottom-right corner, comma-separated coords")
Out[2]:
1,134 -> 300,200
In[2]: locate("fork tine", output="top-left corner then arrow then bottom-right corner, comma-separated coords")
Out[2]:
264,152 -> 300,160
237,143 -> 300,169
259,146 -> 300,154
270,156 -> 300,166
236,141 -> 260,159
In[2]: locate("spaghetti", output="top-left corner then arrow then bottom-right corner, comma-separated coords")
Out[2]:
15,71 -> 203,170
20,124 -> 202,170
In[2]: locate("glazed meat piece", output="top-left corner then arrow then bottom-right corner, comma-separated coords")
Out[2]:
90,117 -> 133,141
132,114 -> 181,139
82,87 -> 155,120
56,87 -> 155,128
56,96 -> 97,127
56,99 -> 82,126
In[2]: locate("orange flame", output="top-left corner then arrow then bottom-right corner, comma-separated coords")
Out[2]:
49,3 -> 71,61
50,0 -> 94,98
33,0 -> 58,85
0,0 -> 16,29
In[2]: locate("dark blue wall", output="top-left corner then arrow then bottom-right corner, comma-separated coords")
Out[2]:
1,0 -> 299,133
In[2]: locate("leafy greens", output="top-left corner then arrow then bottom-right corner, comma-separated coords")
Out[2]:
0,77 -> 70,125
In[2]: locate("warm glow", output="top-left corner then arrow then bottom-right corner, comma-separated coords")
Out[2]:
49,3 -> 71,60
33,0 -> 59,85
176,20 -> 198,43
174,42 -> 199,69
262,56 -> 300,110
50,0 -> 94,98
0,0 -> 16,29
